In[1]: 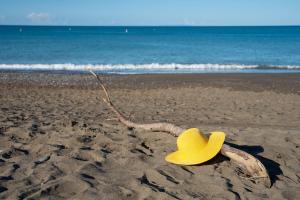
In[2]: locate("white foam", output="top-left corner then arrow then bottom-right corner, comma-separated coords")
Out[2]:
0,63 -> 299,72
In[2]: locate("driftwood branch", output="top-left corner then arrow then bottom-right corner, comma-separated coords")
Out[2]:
90,71 -> 271,187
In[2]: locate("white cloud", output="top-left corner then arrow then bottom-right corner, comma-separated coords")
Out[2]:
183,18 -> 196,26
27,12 -> 51,24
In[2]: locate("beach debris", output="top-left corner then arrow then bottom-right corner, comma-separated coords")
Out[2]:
90,71 -> 271,187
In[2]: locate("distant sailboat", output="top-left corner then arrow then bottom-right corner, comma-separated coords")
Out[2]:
19,28 -> 22,32
125,28 -> 128,33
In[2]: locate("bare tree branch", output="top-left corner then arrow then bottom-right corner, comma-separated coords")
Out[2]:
90,71 -> 271,187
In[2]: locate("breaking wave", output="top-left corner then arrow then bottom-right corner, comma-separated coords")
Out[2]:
0,63 -> 300,73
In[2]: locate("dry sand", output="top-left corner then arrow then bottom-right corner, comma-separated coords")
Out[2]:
0,72 -> 300,199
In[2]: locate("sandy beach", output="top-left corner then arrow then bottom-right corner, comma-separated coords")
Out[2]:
0,72 -> 300,199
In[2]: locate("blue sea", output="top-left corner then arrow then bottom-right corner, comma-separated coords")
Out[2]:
0,25 -> 300,74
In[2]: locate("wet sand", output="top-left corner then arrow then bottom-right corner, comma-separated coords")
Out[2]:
0,72 -> 300,199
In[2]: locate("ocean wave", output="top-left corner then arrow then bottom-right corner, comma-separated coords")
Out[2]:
0,63 -> 300,71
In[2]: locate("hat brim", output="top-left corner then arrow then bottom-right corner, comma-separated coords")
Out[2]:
165,132 -> 225,165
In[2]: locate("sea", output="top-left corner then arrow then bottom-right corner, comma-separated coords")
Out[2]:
0,25 -> 300,74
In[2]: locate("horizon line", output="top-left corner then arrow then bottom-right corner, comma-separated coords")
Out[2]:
0,24 -> 300,27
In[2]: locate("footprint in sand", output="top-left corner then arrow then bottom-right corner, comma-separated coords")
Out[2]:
72,149 -> 104,163
130,141 -> 154,158
1,147 -> 29,160
138,173 -> 181,200
77,135 -> 95,144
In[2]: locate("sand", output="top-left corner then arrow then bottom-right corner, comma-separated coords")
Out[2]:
0,72 -> 300,199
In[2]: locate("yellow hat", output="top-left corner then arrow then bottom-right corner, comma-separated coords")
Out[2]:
165,128 -> 225,165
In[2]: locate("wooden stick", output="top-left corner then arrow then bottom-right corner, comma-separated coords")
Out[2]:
90,71 -> 271,187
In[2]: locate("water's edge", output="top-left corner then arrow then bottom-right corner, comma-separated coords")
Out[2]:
1,63 -> 300,74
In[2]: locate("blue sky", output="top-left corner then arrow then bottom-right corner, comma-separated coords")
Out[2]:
0,0 -> 299,26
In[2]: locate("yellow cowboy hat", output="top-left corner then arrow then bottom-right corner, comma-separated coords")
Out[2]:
165,128 -> 226,165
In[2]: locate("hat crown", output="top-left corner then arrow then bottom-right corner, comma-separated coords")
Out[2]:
177,128 -> 208,152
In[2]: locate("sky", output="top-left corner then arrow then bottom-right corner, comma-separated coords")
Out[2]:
0,0 -> 299,26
